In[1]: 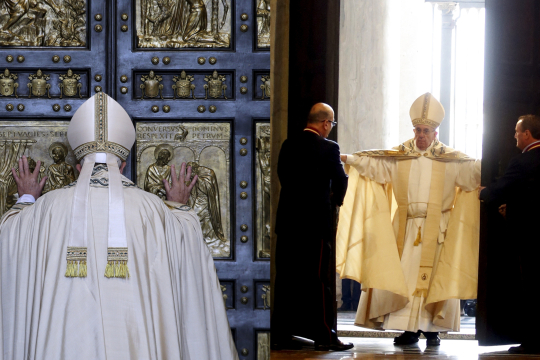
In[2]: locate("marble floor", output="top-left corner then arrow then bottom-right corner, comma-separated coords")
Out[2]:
270,337 -> 538,359
337,313 -> 476,339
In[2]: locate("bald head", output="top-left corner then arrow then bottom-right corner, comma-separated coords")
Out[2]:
305,103 -> 335,138
307,103 -> 334,124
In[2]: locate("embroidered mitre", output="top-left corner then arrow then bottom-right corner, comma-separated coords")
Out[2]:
68,92 -> 134,161
410,92 -> 445,129
66,93 -> 135,279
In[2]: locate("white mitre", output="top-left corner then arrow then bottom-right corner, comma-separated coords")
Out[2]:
68,92 -> 134,161
66,92 -> 135,279
410,92 -> 445,129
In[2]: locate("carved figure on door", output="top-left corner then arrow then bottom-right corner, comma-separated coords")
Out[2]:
256,133 -> 271,258
146,0 -> 173,36
260,75 -> 270,100
0,0 -> 86,47
28,69 -> 51,98
186,161 -> 226,245
261,285 -> 270,310
182,0 -> 207,41
256,0 -> 270,48
204,70 -> 227,99
257,333 -> 270,360
43,142 -> 77,193
174,125 -> 189,141
140,70 -> 164,99
138,0 -> 230,48
59,68 -> 82,98
144,144 -> 173,199
172,71 -> 196,99
0,69 -> 19,97
51,0 -> 86,47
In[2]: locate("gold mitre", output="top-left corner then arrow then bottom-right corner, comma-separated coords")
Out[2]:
409,92 -> 445,129
67,92 -> 135,161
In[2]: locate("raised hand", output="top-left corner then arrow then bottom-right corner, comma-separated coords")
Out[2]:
11,155 -> 48,200
163,162 -> 198,204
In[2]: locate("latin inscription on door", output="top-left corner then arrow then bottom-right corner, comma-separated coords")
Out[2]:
136,121 -> 231,257
0,121 -> 77,216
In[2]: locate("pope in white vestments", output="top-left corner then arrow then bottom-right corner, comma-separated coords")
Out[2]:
337,93 -> 481,345
0,93 -> 239,360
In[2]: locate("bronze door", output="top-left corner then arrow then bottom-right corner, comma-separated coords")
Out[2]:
0,0 -> 271,358
478,0 -> 540,346
0,1 -> 107,209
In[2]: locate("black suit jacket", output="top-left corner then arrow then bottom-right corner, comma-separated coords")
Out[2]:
479,146 -> 540,345
480,146 -> 540,228
275,130 -> 348,238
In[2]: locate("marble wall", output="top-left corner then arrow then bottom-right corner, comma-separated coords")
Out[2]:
338,0 -> 439,153
338,0 -> 398,153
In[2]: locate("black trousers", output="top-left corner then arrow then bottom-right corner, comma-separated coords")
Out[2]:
341,279 -> 361,309
271,233 -> 336,344
516,238 -> 540,346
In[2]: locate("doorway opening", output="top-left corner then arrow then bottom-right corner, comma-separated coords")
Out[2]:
336,0 -> 485,337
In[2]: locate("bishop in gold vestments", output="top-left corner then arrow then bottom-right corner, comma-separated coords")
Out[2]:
337,93 -> 481,343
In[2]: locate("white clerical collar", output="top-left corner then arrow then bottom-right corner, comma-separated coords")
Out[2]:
95,152 -> 107,163
413,140 -> 435,154
522,140 -> 540,153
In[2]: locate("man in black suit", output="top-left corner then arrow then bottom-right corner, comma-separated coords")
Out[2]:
271,103 -> 352,351
480,114 -> 540,355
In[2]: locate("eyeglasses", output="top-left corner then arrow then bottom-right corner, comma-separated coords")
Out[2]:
322,119 -> 337,127
414,128 -> 433,135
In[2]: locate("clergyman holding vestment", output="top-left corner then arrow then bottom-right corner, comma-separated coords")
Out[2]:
0,93 -> 238,359
337,93 -> 481,346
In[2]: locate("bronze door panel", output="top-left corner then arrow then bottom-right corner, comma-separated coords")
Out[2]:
0,0 -> 88,47
0,121 -> 77,216
254,121 -> 270,259
136,121 -> 232,258
136,0 -> 233,49
133,69 -> 235,100
255,0 -> 270,49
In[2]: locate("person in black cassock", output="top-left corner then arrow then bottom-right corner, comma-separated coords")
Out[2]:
480,114 -> 540,355
271,103 -> 352,351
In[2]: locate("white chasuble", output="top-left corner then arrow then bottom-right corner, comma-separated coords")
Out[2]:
0,166 -> 238,360
337,139 -> 480,333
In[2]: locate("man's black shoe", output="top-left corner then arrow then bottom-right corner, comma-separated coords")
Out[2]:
394,331 -> 420,345
314,339 -> 354,351
423,332 -> 440,347
508,345 -> 540,354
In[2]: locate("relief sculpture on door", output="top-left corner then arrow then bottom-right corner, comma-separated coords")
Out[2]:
136,122 -> 231,258
137,0 -> 231,48
0,0 -> 87,47
0,122 -> 77,216
255,122 -> 270,258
